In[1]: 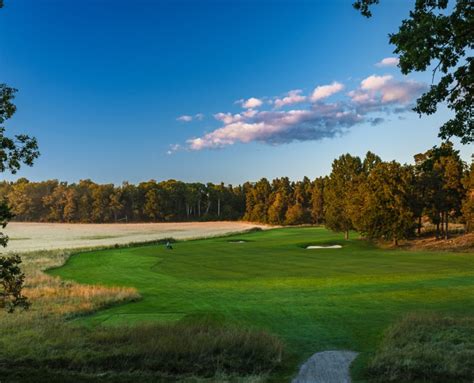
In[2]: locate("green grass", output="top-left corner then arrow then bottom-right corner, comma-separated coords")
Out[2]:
48,227 -> 474,382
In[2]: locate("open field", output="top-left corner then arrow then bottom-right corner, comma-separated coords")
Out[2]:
43,226 -> 474,382
3,221 -> 268,253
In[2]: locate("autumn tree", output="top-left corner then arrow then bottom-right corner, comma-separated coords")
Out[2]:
355,0 -> 473,143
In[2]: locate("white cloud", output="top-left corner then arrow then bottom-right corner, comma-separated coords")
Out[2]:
376,57 -> 400,67
310,82 -> 344,102
167,144 -> 181,155
242,97 -> 263,109
177,115 -> 193,122
274,89 -> 307,109
177,113 -> 205,122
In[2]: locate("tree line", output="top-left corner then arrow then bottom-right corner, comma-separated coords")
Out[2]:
0,142 -> 472,243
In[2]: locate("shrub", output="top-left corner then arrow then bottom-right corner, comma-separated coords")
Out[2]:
368,313 -> 474,382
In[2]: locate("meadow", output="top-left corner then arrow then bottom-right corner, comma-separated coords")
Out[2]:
2,221 -> 267,253
37,226 -> 474,382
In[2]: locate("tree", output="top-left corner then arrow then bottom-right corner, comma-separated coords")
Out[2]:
0,2 -> 40,312
354,0 -> 473,143
415,142 -> 465,238
310,177 -> 326,224
0,255 -> 29,312
356,162 -> 417,245
461,159 -> 474,231
324,154 -> 363,239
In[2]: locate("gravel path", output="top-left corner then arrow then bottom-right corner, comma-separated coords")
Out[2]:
292,350 -> 358,383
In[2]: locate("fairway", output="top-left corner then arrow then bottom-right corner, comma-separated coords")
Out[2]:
49,227 -> 474,381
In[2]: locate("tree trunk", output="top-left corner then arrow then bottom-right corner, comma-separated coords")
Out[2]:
344,230 -> 349,240
217,198 -> 221,217
444,212 -> 449,240
393,237 -> 398,246
417,216 -> 422,236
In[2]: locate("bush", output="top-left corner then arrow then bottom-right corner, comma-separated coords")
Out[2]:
0,317 -> 283,381
368,313 -> 474,382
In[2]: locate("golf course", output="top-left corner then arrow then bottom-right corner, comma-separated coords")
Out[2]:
48,227 -> 474,382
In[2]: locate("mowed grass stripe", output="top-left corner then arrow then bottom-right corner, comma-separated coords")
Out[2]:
49,227 -> 474,382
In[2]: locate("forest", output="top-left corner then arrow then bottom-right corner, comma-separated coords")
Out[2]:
1,142 -> 472,244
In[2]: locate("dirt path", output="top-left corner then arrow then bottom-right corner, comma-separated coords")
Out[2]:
292,350 -> 358,383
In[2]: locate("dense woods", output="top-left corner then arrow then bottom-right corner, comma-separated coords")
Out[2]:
1,143 -> 472,243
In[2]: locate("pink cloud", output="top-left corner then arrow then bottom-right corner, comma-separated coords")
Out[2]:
242,97 -> 263,109
310,82 -> 344,102
376,57 -> 400,67
274,90 -> 307,109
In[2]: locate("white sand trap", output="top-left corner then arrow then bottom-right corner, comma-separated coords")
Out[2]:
306,245 -> 342,249
229,240 -> 247,243
292,350 -> 358,383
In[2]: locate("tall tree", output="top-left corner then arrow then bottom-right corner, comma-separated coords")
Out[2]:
0,0 -> 40,312
461,159 -> 474,232
354,0 -> 473,143
355,162 -> 417,245
325,154 -> 363,240
415,142 -> 465,238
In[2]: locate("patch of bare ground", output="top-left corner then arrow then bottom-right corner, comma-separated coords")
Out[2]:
402,233 -> 474,252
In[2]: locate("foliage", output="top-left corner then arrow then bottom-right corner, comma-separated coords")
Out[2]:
354,0 -> 474,144
0,254 -> 29,312
414,141 -> 466,238
324,154 -> 363,239
354,161 -> 417,244
462,160 -> 474,231
368,313 -> 474,382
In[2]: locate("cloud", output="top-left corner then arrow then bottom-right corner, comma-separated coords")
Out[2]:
376,57 -> 400,67
361,75 -> 393,91
167,144 -> 181,155
177,113 -> 205,122
241,97 -> 263,109
353,75 -> 426,111
310,81 -> 344,102
274,90 -> 307,109
177,74 -> 426,151
177,115 -> 193,122
187,106 -> 363,150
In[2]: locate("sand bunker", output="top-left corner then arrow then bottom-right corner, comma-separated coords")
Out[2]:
306,245 -> 342,249
229,240 -> 247,243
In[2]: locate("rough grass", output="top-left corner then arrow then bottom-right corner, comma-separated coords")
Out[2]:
0,240 -> 283,382
367,313 -> 474,383
0,317 -> 282,382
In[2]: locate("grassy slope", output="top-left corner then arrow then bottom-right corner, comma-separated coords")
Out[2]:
49,227 -> 474,382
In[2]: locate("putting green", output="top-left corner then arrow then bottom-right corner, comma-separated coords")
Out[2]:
49,227 -> 474,381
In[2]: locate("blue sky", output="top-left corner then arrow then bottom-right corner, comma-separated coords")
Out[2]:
0,0 -> 471,184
